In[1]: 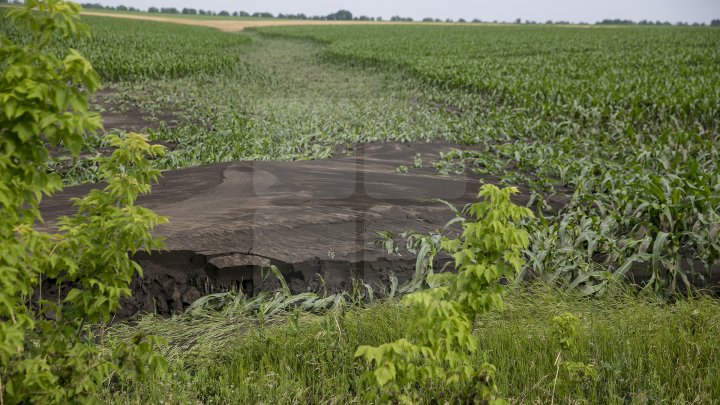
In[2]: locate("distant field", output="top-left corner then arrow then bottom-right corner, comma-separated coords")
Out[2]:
3,6 -> 720,403
258,24 -> 719,129
79,9 -> 471,32
80,10 -> 376,31
0,13 -> 251,80
3,4 -> 389,31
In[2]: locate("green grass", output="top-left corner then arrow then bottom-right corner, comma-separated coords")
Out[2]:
103,285 -> 720,403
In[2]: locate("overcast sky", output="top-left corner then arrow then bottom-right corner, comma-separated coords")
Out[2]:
95,0 -> 720,24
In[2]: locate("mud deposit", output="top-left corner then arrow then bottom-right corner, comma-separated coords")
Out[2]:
41,142 -> 550,315
94,89 -> 180,133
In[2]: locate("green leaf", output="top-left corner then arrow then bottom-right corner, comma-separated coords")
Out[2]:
375,364 -> 395,387
13,122 -> 35,142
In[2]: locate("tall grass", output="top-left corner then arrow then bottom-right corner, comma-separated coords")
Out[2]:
103,285 -> 720,403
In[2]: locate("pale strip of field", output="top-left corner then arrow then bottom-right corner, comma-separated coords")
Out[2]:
80,11 -> 424,32
3,6 -> 613,31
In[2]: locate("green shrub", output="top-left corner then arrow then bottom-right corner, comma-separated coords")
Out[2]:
0,1 -> 166,402
355,185 -> 533,403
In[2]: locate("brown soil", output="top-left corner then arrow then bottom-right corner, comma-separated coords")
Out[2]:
40,142 -> 569,316
39,137 -> 718,315
48,91 -> 179,168
100,108 -> 177,133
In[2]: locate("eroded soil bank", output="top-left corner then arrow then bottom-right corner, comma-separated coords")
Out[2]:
43,142 -> 551,315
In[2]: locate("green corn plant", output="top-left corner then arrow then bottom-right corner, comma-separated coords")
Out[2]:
0,1 -> 166,402
257,24 -> 719,297
355,185 -> 533,403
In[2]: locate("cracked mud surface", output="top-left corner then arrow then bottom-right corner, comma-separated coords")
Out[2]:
41,142 -> 561,315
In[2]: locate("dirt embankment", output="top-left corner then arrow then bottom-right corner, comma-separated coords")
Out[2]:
41,142 -> 551,315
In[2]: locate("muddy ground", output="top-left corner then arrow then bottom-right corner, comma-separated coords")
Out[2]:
93,89 -> 180,134
41,141 -> 565,316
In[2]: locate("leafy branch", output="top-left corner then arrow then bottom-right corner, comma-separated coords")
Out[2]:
355,184 -> 533,403
1,1 -> 167,402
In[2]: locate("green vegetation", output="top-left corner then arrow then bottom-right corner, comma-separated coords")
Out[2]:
550,312 -> 598,401
258,24 -> 720,295
0,16 -> 475,184
356,185 -> 532,402
104,286 -> 720,403
75,17 -> 250,81
1,4 -> 719,402
0,13 -> 251,81
0,2 -> 165,402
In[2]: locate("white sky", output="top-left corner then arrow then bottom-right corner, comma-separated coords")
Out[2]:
95,0 -> 720,24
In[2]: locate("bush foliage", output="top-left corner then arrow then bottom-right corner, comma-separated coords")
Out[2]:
356,185 -> 533,402
0,1 -> 166,402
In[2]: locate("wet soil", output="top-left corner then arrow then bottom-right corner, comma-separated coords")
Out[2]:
40,142 -> 568,316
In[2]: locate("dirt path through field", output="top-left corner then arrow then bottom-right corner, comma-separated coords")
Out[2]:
81,11 -> 419,32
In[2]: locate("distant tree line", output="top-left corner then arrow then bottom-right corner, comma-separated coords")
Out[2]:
596,18 -> 711,26
70,6 -> 382,21
69,5 -> 720,27
326,9 -> 352,20
513,17 -> 714,26
390,15 -> 414,22
80,3 -> 140,11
